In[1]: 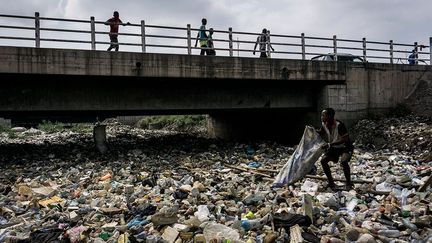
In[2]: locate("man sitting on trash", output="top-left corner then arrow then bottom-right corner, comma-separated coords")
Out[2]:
316,108 -> 354,191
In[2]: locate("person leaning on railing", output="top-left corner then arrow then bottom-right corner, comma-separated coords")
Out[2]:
105,11 -> 130,52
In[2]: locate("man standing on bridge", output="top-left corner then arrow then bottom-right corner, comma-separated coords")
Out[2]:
316,108 -> 354,191
105,11 -> 130,52
253,28 -> 274,58
195,18 -> 208,55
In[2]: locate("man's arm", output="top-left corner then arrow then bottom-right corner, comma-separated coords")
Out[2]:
329,133 -> 349,147
269,42 -> 275,52
195,32 -> 199,47
253,37 -> 258,55
267,35 -> 275,51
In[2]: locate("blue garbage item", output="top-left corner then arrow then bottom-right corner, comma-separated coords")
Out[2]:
127,217 -> 149,228
246,146 -> 255,155
241,220 -> 251,231
248,161 -> 262,168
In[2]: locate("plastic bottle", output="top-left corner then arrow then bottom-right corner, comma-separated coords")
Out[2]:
377,229 -> 401,238
401,218 -> 417,231
194,205 -> 210,222
146,235 -> 157,243
240,213 -> 271,231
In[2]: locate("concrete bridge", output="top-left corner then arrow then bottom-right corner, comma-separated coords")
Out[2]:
0,46 -> 430,141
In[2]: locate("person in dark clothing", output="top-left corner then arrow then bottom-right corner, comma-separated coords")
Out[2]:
408,49 -> 418,65
253,28 -> 274,58
207,28 -> 216,56
317,108 -> 354,191
105,11 -> 130,51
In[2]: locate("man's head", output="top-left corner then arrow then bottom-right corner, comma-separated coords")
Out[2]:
202,18 -> 207,25
209,28 -> 214,34
113,11 -> 119,18
262,28 -> 267,34
321,108 -> 335,123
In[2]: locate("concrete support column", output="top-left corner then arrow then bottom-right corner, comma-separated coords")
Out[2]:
93,124 -> 108,154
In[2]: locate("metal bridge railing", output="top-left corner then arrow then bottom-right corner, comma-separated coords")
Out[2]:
0,12 -> 431,65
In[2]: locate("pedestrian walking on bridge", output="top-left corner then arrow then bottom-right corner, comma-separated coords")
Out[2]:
253,28 -> 274,58
105,11 -> 130,52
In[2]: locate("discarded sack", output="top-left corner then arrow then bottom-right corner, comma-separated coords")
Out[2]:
273,126 -> 324,187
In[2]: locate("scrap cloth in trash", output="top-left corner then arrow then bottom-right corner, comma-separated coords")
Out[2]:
273,126 -> 325,187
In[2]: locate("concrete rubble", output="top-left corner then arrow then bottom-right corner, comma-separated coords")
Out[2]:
0,116 -> 431,242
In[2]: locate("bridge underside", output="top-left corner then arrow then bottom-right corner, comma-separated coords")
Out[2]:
0,73 -> 329,142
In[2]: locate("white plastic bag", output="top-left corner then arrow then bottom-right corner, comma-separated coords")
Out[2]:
273,126 -> 325,187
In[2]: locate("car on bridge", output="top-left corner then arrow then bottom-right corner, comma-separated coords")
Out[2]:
311,53 -> 365,62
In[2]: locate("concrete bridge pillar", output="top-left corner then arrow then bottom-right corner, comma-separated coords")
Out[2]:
93,124 -> 108,154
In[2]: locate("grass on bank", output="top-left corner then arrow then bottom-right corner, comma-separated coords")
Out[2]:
137,115 -> 206,130
37,120 -> 92,134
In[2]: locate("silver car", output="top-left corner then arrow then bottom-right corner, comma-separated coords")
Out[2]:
311,53 -> 365,62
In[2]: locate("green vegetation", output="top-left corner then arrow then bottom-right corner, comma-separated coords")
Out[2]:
137,115 -> 206,130
37,120 -> 92,134
0,124 -> 17,138
69,123 -> 92,133
0,124 -> 10,133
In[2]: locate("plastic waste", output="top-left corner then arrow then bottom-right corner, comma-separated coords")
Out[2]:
246,145 -> 255,155
194,205 -> 210,222
239,213 -> 272,231
203,222 -> 241,242
300,179 -> 319,194
377,229 -> 401,238
248,161 -> 262,168
127,217 -> 150,228
273,126 -> 325,187
401,218 -> 417,231
375,182 -> 393,192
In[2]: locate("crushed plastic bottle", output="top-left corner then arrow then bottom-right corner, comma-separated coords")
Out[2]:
378,229 -> 401,238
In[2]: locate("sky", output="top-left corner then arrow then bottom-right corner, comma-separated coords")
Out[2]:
1,0 -> 431,60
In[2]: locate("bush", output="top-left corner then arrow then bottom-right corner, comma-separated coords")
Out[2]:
38,121 -> 93,134
137,115 -> 206,131
0,124 -> 10,133
38,120 -> 64,133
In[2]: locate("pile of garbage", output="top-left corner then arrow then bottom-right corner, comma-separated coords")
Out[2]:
352,115 -> 432,159
0,120 -> 431,242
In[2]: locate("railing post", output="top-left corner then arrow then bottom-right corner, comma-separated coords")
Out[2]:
362,38 -> 367,62
414,41 -> 418,65
429,37 -> 432,65
229,27 -> 233,57
267,30 -> 271,58
35,12 -> 40,48
301,33 -> 306,60
187,24 -> 191,55
333,35 -> 337,61
141,20 -> 146,53
90,16 -> 96,50
389,40 -> 393,64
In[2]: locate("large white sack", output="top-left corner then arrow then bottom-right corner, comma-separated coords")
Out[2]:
273,126 -> 325,187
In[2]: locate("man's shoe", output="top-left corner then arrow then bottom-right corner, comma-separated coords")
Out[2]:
325,183 -> 337,191
345,183 -> 354,191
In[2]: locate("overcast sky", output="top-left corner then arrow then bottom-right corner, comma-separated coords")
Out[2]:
1,0 -> 431,59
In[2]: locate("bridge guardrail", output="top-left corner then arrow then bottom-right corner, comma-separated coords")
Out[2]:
0,12 -> 431,65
